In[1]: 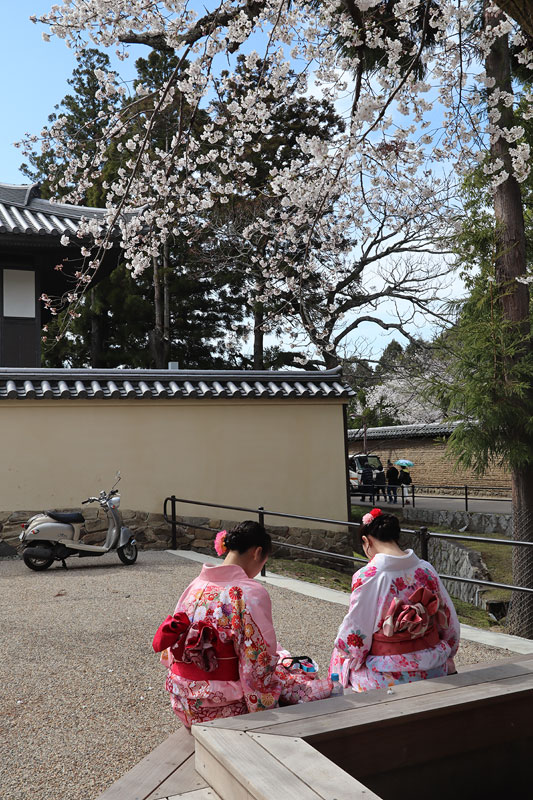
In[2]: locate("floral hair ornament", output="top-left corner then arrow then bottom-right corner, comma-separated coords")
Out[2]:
362,508 -> 383,526
214,530 -> 228,556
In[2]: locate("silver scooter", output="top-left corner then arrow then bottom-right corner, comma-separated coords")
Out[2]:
18,474 -> 137,571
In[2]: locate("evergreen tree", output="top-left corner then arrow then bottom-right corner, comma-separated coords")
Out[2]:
23,49 -> 248,368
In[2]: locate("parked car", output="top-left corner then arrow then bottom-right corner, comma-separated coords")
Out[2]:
348,453 -> 384,496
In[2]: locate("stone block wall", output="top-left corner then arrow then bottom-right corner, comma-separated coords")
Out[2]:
399,528 -> 492,605
402,506 -> 512,536
0,508 -> 354,571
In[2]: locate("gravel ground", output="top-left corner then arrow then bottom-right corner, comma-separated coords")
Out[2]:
1,550 -> 514,800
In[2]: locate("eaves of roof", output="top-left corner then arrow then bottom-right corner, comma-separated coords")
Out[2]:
347,422 -> 458,440
0,367 -> 355,401
0,182 -> 121,240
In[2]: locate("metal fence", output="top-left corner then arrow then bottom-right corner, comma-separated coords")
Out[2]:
353,483 -> 512,511
163,494 -> 533,595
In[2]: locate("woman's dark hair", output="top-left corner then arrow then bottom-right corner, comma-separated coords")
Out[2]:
225,520 -> 272,557
361,513 -> 400,543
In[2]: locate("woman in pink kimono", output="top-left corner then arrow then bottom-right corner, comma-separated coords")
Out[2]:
330,508 -> 460,692
153,521 -> 332,728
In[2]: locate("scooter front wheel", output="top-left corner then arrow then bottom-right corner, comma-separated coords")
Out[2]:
117,542 -> 138,565
23,549 -> 54,571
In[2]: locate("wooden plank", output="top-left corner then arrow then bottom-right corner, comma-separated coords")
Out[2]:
167,789 -> 222,800
194,742 -> 255,800
248,732 -> 380,800
193,727 -> 323,800
255,672 -> 533,739
203,656 -> 533,734
96,727 -> 194,800
145,754 -> 208,800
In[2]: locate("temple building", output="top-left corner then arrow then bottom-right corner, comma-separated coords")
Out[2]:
0,182 -> 120,366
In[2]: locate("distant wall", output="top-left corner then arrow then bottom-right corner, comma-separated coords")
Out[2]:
348,435 -> 510,493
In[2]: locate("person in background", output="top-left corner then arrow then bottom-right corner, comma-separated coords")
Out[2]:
152,521 -> 332,728
359,458 -> 374,503
386,460 -> 399,504
399,466 -> 412,504
330,508 -> 459,692
374,464 -> 387,501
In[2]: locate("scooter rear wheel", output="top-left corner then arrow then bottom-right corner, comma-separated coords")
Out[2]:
23,550 -> 54,571
117,542 -> 138,565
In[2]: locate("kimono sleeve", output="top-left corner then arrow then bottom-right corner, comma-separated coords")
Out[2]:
434,572 -> 460,658
333,563 -> 382,673
232,584 -> 282,713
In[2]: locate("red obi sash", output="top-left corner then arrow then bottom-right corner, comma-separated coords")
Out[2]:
370,586 -> 446,657
370,625 -> 440,656
152,612 -> 239,681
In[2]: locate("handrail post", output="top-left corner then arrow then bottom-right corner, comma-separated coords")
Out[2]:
171,494 -> 177,550
464,485 -> 468,513
420,526 -> 430,561
258,506 -> 266,576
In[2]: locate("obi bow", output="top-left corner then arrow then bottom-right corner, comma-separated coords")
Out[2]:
152,614 -> 223,673
152,611 -> 190,653
181,620 -> 220,672
381,587 -> 448,639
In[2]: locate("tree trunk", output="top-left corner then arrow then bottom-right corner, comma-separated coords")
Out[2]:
89,288 -> 105,367
485,6 -> 533,638
163,240 -> 171,355
253,301 -> 264,370
151,255 -> 169,369
495,1 -> 533,39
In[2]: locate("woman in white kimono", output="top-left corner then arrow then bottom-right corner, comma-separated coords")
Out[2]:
153,521 -> 332,728
330,508 -> 460,692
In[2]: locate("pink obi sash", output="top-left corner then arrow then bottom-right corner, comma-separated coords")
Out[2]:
152,612 -> 239,681
370,586 -> 447,657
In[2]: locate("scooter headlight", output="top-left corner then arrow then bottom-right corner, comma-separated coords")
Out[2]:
109,495 -> 121,509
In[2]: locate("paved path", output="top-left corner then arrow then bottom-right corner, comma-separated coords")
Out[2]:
356,495 -> 512,514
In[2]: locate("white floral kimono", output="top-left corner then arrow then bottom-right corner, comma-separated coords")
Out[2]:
154,563 -> 331,727
330,549 -> 460,692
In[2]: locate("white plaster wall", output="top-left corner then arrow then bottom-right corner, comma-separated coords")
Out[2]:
0,398 -> 348,529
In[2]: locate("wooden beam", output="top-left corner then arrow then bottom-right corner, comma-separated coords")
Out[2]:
248,732 -> 380,800
96,728 -> 194,800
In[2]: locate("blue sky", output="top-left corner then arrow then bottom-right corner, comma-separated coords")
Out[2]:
0,2 -> 145,184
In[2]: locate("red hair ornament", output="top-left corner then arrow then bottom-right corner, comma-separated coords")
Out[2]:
362,508 -> 383,527
214,530 -> 228,556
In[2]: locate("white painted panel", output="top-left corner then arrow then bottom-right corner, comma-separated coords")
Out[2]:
3,269 -> 35,318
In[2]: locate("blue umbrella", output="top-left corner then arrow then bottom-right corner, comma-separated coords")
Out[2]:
395,459 -> 414,467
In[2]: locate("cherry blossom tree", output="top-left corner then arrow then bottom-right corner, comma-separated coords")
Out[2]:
28,1 -> 533,633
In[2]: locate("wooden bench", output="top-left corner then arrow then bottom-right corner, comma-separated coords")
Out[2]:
97,655 -> 533,800
95,727 -> 219,800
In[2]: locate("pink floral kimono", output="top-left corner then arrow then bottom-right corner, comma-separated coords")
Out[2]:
330,549 -> 460,692
154,563 -> 332,727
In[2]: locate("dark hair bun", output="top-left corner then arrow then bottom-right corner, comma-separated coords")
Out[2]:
363,513 -> 400,542
225,520 -> 272,556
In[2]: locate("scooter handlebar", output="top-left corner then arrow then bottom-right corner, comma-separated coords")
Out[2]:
82,497 -> 98,504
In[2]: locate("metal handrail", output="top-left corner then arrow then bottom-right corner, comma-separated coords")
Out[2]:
352,482 -> 512,511
163,494 -> 533,595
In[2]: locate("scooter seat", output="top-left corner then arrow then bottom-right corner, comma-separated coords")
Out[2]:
46,511 -> 85,524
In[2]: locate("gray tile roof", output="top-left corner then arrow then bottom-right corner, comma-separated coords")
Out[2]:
0,182 -> 109,237
0,367 -> 354,400
348,422 -> 458,440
